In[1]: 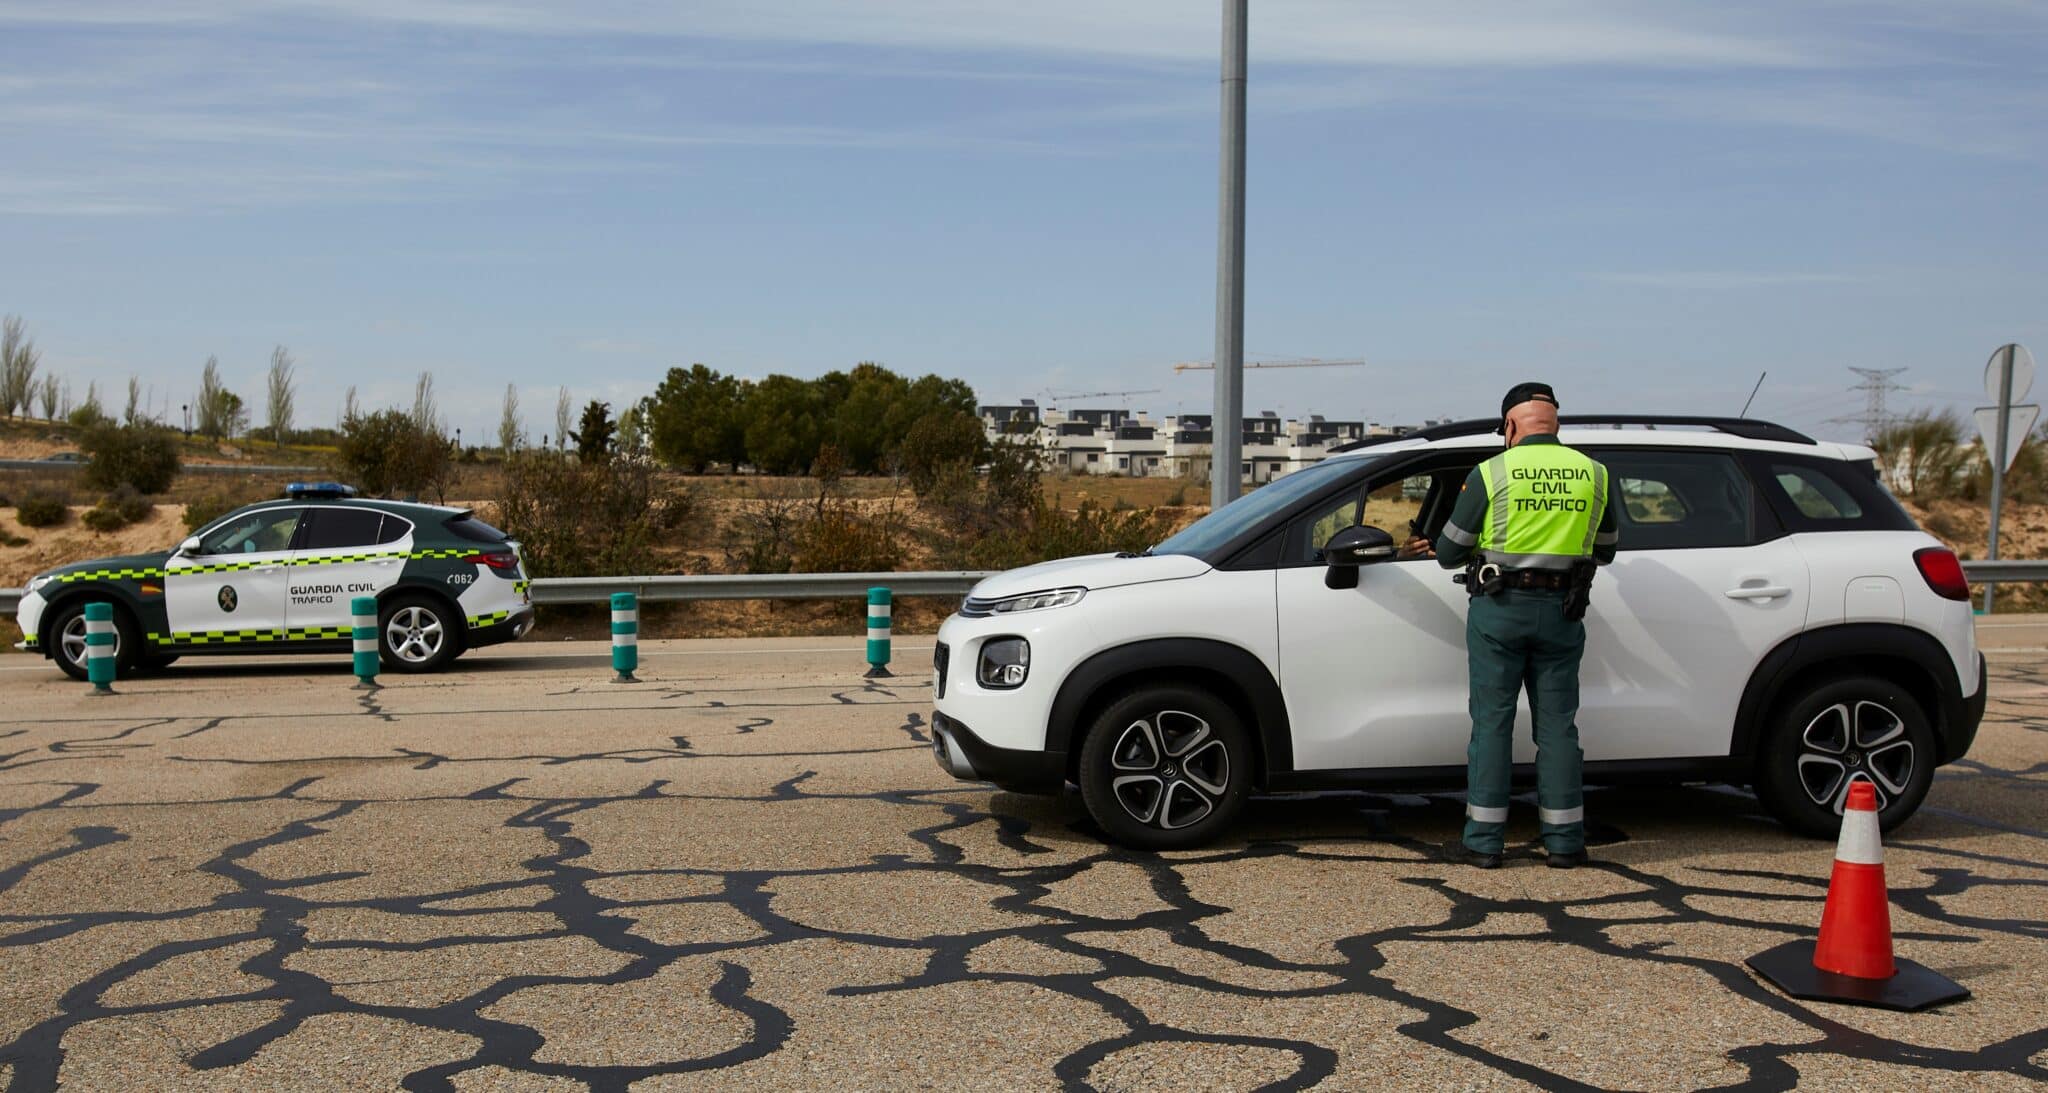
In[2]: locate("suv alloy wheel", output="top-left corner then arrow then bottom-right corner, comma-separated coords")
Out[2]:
378,594 -> 462,673
1078,686 -> 1251,850
1754,675 -> 1936,837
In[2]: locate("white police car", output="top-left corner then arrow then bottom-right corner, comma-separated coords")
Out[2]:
16,483 -> 533,677
930,417 -> 1985,849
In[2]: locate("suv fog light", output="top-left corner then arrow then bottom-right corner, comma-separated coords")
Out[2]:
978,637 -> 1029,689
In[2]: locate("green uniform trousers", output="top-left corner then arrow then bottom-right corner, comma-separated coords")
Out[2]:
1462,589 -> 1587,856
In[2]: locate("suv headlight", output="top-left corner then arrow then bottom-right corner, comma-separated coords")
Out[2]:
26,574 -> 54,594
977,587 -> 1085,614
978,637 -> 1030,689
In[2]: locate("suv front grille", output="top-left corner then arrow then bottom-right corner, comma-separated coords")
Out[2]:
935,642 -> 950,699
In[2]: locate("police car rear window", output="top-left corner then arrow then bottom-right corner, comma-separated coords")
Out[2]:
299,508 -> 387,550
445,516 -> 509,544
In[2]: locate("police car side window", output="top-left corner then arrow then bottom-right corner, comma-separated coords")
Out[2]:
199,508 -> 301,555
299,508 -> 387,550
1590,450 -> 1769,550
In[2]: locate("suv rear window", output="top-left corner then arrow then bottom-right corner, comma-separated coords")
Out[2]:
1591,450 -> 1778,550
445,515 -> 510,543
1749,455 -> 1916,533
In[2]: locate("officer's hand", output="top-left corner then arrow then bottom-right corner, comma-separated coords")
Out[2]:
1399,537 -> 1434,560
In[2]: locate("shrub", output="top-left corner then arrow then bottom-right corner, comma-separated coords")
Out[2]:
81,484 -> 154,531
16,490 -> 68,528
336,409 -> 453,500
492,453 -> 691,578
80,423 -> 182,494
182,486 -> 268,533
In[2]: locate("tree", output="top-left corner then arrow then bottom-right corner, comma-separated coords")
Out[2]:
647,364 -> 746,473
498,384 -> 524,453
615,399 -> 649,460
195,356 -> 239,442
832,362 -> 907,473
494,453 -> 690,578
69,381 -> 109,429
411,371 -> 440,434
81,422 -> 182,494
742,374 -> 823,475
124,376 -> 143,426
336,409 -> 453,499
554,387 -> 571,451
0,315 -> 39,419
573,400 -> 615,465
342,385 -> 359,425
37,373 -> 59,421
265,345 -> 296,447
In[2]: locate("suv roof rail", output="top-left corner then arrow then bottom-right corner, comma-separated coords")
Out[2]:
1330,415 -> 1817,453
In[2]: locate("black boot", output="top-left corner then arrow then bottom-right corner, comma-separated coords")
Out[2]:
1439,839 -> 1502,870
1545,848 -> 1589,869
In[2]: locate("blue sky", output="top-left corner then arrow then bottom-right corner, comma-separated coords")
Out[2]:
2,1 -> 2045,443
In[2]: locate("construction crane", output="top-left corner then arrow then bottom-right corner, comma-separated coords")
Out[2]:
1041,387 -> 1162,401
1171,356 -> 1369,373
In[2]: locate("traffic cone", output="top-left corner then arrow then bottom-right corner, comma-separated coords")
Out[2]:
1748,779 -> 1970,1011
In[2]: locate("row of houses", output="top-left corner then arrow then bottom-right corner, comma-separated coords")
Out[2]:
978,401 -> 1453,484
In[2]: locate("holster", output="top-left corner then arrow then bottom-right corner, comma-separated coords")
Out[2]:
1562,560 -> 1597,621
1462,559 -> 1506,599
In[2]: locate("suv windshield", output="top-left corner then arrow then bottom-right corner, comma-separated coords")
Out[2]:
1152,457 -> 1375,559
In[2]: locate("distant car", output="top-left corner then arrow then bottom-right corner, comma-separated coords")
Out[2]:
39,452 -> 86,463
929,416 -> 1985,849
15,483 -> 534,678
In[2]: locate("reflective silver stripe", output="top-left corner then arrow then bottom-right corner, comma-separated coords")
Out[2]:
1579,462 -> 1608,555
1594,531 -> 1619,546
1484,454 -> 1512,550
1483,552 -> 1580,571
1466,803 -> 1510,823
1440,521 -> 1477,547
1539,805 -> 1584,825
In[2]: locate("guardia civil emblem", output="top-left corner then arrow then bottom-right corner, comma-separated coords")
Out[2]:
217,585 -> 239,613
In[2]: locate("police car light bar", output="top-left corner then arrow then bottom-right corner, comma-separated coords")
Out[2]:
285,482 -> 360,500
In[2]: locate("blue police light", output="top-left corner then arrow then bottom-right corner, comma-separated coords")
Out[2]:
285,482 -> 360,500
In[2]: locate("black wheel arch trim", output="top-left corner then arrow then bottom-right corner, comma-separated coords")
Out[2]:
1046,638 -> 1292,786
1732,623 -> 1980,767
36,586 -> 152,657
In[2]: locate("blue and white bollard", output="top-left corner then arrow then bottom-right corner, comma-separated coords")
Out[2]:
84,601 -> 116,695
352,596 -> 380,689
611,592 -> 639,683
865,586 -> 892,678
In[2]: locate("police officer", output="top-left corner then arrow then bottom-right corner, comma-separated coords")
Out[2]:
1433,383 -> 1617,869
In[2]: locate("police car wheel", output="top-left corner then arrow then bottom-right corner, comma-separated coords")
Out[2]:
1077,685 -> 1250,851
1754,675 -> 1935,838
49,602 -> 141,682
378,595 -> 461,673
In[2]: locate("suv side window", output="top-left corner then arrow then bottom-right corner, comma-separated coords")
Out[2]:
1588,450 -> 1779,550
1282,457 -> 1476,565
1749,455 -> 1916,533
298,508 -> 387,550
199,507 -> 303,555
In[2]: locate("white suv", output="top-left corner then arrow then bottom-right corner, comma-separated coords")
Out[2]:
931,416 -> 1985,850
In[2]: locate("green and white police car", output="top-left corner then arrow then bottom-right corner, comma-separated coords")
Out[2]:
15,483 -> 533,678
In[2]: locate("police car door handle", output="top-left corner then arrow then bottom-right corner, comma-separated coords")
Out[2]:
1724,584 -> 1791,601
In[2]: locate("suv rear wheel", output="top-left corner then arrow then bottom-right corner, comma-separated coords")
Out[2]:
379,594 -> 462,673
1077,685 -> 1250,851
1754,675 -> 1935,837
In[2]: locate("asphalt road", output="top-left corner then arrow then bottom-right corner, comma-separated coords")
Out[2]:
0,629 -> 2043,1090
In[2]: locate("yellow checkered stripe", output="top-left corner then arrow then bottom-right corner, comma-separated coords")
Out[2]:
409,548 -> 474,560
467,610 -> 514,629
287,551 -> 407,567
147,626 -> 356,646
513,580 -> 531,597
176,559 -> 270,575
56,566 -> 167,583
22,635 -> 39,649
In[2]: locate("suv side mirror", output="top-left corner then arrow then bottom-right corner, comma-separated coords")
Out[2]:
177,535 -> 202,557
1322,525 -> 1396,568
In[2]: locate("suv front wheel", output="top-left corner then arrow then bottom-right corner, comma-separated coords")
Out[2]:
1078,686 -> 1251,850
1754,675 -> 1936,837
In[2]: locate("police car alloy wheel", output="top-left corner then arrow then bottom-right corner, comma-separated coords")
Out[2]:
50,602 -> 139,682
378,595 -> 460,673
1755,676 -> 1935,838
1078,686 -> 1250,851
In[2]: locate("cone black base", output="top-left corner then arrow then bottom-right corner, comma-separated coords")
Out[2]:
1748,940 -> 1970,1012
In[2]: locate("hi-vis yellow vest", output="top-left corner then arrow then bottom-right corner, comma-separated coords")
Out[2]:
1475,443 -> 1608,570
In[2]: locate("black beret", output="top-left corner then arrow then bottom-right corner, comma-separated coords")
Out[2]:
1501,382 -> 1558,418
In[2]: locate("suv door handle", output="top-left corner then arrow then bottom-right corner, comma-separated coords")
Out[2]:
1725,585 -> 1791,601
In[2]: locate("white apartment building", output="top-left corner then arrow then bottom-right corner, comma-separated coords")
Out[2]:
979,400 -> 1413,485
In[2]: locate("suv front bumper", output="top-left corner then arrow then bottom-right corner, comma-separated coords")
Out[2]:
930,710 -> 1066,794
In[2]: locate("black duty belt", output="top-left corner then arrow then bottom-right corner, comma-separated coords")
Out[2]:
1499,568 -> 1573,591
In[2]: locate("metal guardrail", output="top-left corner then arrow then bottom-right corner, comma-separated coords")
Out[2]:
4,561 -> 2044,619
0,459 -> 320,474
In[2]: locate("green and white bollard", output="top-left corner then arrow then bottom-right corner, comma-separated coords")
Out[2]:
84,601 -> 116,695
865,586 -> 892,678
351,596 -> 380,689
611,592 -> 639,683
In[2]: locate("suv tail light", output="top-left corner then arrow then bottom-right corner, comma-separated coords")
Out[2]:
464,552 -> 520,571
1913,547 -> 1970,602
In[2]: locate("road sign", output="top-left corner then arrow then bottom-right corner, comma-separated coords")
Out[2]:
1974,405 -> 2040,472
1984,344 -> 2033,402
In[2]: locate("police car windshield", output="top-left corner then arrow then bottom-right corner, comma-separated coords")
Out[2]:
1151,457 -> 1378,559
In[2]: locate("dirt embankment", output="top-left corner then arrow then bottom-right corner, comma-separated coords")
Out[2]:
1,504 -> 189,585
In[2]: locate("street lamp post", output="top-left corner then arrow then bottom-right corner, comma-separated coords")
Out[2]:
1211,0 -> 1248,510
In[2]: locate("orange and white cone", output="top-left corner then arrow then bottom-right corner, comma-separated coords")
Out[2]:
1748,777 -> 1969,1011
